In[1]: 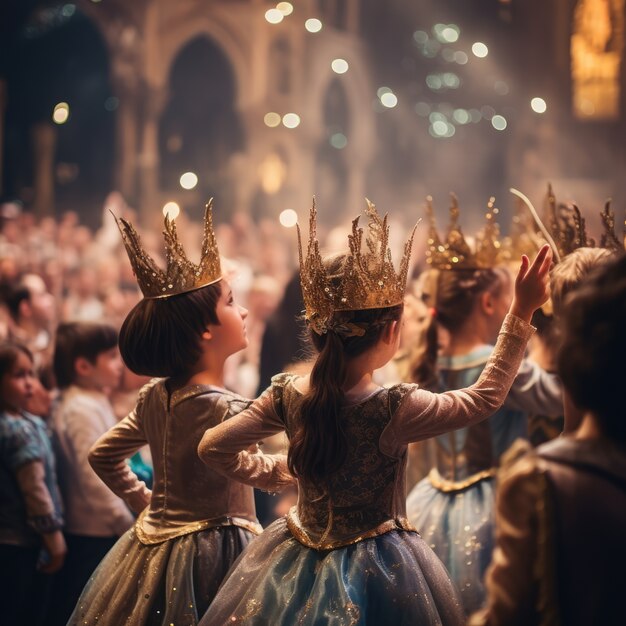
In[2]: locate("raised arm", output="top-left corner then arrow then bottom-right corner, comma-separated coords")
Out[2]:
382,246 -> 553,451
198,385 -> 296,493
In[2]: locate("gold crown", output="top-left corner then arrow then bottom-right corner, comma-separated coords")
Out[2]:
297,199 -> 418,335
425,193 -> 506,269
115,200 -> 222,299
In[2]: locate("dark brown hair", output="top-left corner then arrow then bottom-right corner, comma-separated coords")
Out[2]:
53,322 -> 118,389
557,253 -> 626,440
288,254 -> 403,485
409,267 -> 508,387
119,282 -> 221,377
0,342 -> 33,380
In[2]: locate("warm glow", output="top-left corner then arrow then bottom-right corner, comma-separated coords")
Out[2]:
380,92 -> 398,108
179,172 -> 198,190
305,18 -> 322,33
531,97 -> 547,113
53,102 -> 70,124
162,202 -> 180,220
276,2 -> 293,16
258,153 -> 287,194
265,9 -> 284,24
472,42 -> 489,58
331,58 -> 349,74
279,209 -> 298,228
264,112 -> 281,127
282,113 -> 301,128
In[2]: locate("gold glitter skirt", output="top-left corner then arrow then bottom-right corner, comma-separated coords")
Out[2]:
68,524 -> 255,625
198,517 -> 464,625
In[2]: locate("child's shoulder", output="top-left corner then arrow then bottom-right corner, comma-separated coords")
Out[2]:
0,412 -> 45,463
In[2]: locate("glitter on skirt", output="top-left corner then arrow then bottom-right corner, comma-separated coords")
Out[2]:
68,525 -> 255,625
198,517 -> 464,626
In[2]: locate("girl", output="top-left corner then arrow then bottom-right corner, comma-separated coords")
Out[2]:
405,263 -> 563,614
68,204 -> 294,626
0,341 -> 65,626
197,201 -> 552,626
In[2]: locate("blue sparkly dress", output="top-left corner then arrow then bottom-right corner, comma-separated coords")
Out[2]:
198,315 -> 535,625
406,346 -> 562,615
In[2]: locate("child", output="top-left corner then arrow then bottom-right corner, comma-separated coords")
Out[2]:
470,252 -> 626,626
404,262 -> 562,614
68,202 -> 294,625
197,200 -> 552,625
0,341 -> 65,626
48,321 -> 131,625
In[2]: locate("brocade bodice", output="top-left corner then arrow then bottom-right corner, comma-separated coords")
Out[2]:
272,374 -> 414,550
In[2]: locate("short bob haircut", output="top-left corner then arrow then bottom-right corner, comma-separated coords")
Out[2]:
557,253 -> 626,440
119,281 -> 221,378
53,322 -> 119,389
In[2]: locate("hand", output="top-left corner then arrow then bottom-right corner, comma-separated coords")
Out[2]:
510,244 -> 553,323
38,530 -> 67,574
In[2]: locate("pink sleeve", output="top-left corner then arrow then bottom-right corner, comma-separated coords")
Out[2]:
198,385 -> 296,493
381,314 -> 535,454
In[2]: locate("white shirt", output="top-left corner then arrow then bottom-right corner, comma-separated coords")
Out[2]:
52,386 -> 135,537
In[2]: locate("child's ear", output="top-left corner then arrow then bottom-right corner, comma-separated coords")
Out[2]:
382,321 -> 399,345
74,356 -> 93,377
201,329 -> 212,341
480,291 -> 495,315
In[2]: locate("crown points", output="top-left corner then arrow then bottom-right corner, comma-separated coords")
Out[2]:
114,201 -> 222,299
298,199 -> 417,335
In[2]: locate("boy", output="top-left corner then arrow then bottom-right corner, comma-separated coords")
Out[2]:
49,322 -> 133,625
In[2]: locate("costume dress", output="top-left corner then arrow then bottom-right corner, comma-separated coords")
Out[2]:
68,380 -> 293,626
199,314 -> 534,626
405,347 -> 562,614
469,436 -> 626,626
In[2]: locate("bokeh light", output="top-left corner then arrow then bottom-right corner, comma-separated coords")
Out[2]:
264,112 -> 281,127
380,91 -> 398,108
472,42 -> 489,58
162,202 -> 180,220
330,133 -> 347,149
179,172 -> 198,190
53,102 -> 70,124
305,18 -> 322,33
491,115 -> 507,130
265,9 -> 283,24
531,97 -> 547,113
282,113 -> 301,128
279,209 -> 298,228
276,2 -> 293,16
331,58 -> 349,74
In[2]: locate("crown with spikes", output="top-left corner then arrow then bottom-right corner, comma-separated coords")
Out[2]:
114,200 -> 222,299
297,198 -> 418,335
425,193 -> 506,270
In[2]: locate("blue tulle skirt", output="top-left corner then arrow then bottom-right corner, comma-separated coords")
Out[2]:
406,475 -> 496,615
199,517 -> 464,625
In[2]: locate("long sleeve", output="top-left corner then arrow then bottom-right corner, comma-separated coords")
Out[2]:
468,443 -> 548,626
505,359 -> 563,416
88,404 -> 151,515
62,404 -> 135,535
16,461 -> 63,534
198,386 -> 296,493
381,314 -> 535,454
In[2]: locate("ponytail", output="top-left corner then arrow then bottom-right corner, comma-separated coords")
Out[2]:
288,304 -> 403,485
288,330 -> 348,485
408,312 -> 439,389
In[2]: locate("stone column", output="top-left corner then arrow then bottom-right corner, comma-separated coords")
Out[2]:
31,122 -> 57,217
137,83 -> 168,223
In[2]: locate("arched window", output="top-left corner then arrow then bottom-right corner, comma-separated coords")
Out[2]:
571,0 -> 624,119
